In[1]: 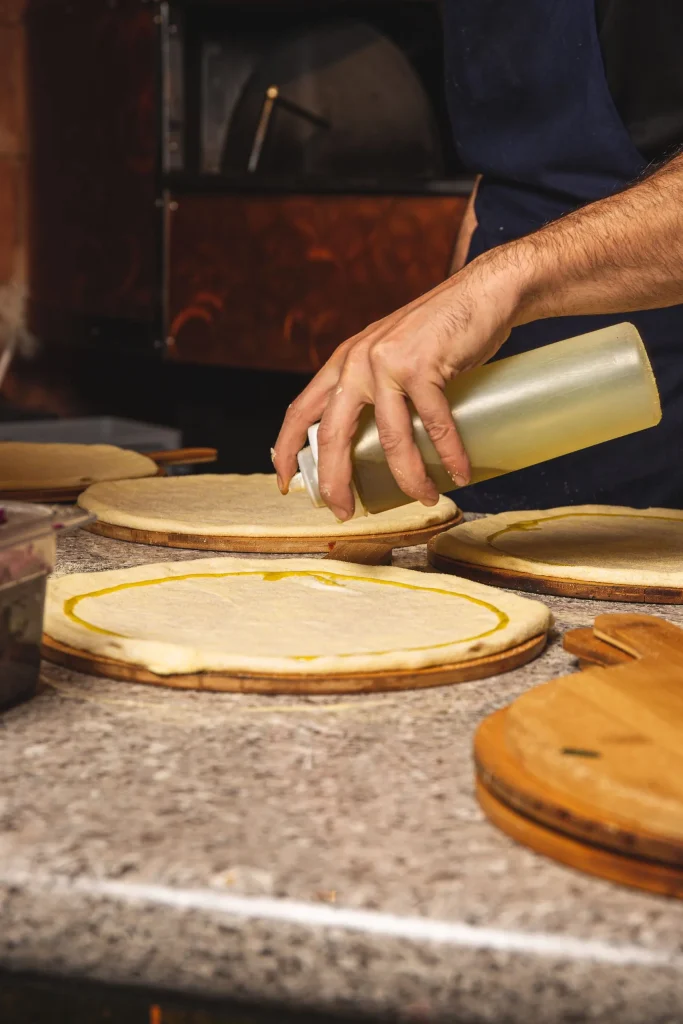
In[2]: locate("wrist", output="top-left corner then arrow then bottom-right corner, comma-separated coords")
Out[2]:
467,239 -> 548,329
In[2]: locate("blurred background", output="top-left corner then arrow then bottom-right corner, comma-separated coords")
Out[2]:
0,0 -> 473,471
0,9 -> 472,1017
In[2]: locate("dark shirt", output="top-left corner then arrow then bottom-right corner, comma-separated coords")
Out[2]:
596,0 -> 683,161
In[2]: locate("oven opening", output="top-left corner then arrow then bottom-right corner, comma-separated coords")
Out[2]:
167,2 -> 466,193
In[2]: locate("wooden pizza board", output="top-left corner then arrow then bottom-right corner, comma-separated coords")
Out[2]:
562,627 -> 633,668
0,448 -> 217,503
85,510 -> 464,554
563,614 -> 683,667
428,545 -> 683,604
476,779 -> 683,899
41,630 -> 546,696
475,613 -> 683,896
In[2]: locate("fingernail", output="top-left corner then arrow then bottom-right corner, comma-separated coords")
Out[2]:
330,505 -> 351,522
277,474 -> 287,495
451,472 -> 469,488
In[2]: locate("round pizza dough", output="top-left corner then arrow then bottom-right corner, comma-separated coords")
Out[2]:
432,506 -> 683,586
78,473 -> 459,537
45,556 -> 551,676
0,443 -> 156,490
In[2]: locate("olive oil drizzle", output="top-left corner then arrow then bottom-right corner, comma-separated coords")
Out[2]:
486,511 -> 683,566
63,569 -> 509,660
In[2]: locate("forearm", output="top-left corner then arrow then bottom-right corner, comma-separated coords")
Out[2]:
479,153 -> 683,326
275,152 -> 683,510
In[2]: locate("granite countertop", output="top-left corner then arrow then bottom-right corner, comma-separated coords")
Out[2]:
1,529 -> 682,1022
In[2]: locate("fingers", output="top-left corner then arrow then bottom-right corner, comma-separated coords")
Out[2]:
272,384 -> 330,493
273,277 -> 480,509
272,332 -> 374,492
373,386 -> 440,505
409,382 -> 471,487
316,357 -> 375,520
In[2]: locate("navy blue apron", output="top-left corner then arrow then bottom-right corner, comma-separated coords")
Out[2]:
443,0 -> 683,511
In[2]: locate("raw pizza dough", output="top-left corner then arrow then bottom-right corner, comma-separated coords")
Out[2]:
432,505 -> 683,586
0,443 -> 156,490
78,473 -> 459,537
45,556 -> 551,676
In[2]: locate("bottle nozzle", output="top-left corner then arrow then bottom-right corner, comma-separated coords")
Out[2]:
294,428 -> 367,518
296,445 -> 326,508
288,472 -> 306,493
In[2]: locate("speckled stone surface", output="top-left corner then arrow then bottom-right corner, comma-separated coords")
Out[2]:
1,527 -> 682,1022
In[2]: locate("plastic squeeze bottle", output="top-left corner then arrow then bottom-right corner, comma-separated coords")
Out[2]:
291,322 -> 661,515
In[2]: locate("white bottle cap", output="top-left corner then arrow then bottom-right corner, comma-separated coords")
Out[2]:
295,423 -> 367,517
288,472 -> 306,493
295,444 -> 326,508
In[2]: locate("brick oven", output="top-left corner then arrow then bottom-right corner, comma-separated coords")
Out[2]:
25,0 -> 471,377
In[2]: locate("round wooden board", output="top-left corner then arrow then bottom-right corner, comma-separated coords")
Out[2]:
84,510 -> 464,554
0,468 -> 166,504
41,630 -> 546,696
428,547 -> 683,604
475,708 -> 683,870
476,778 -> 683,899
0,484 -> 96,503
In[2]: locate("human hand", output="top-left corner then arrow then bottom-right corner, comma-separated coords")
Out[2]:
273,251 -> 530,520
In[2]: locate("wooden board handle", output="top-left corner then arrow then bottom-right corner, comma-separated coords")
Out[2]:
323,539 -> 394,565
562,627 -> 632,668
593,613 -> 683,662
147,448 -> 217,467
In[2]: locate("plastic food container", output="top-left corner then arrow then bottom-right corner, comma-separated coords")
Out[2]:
0,503 -> 93,710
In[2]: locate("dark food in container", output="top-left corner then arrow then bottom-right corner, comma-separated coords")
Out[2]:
0,503 -> 94,710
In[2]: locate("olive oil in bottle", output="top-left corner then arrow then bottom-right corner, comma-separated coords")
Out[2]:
293,322 -> 661,515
